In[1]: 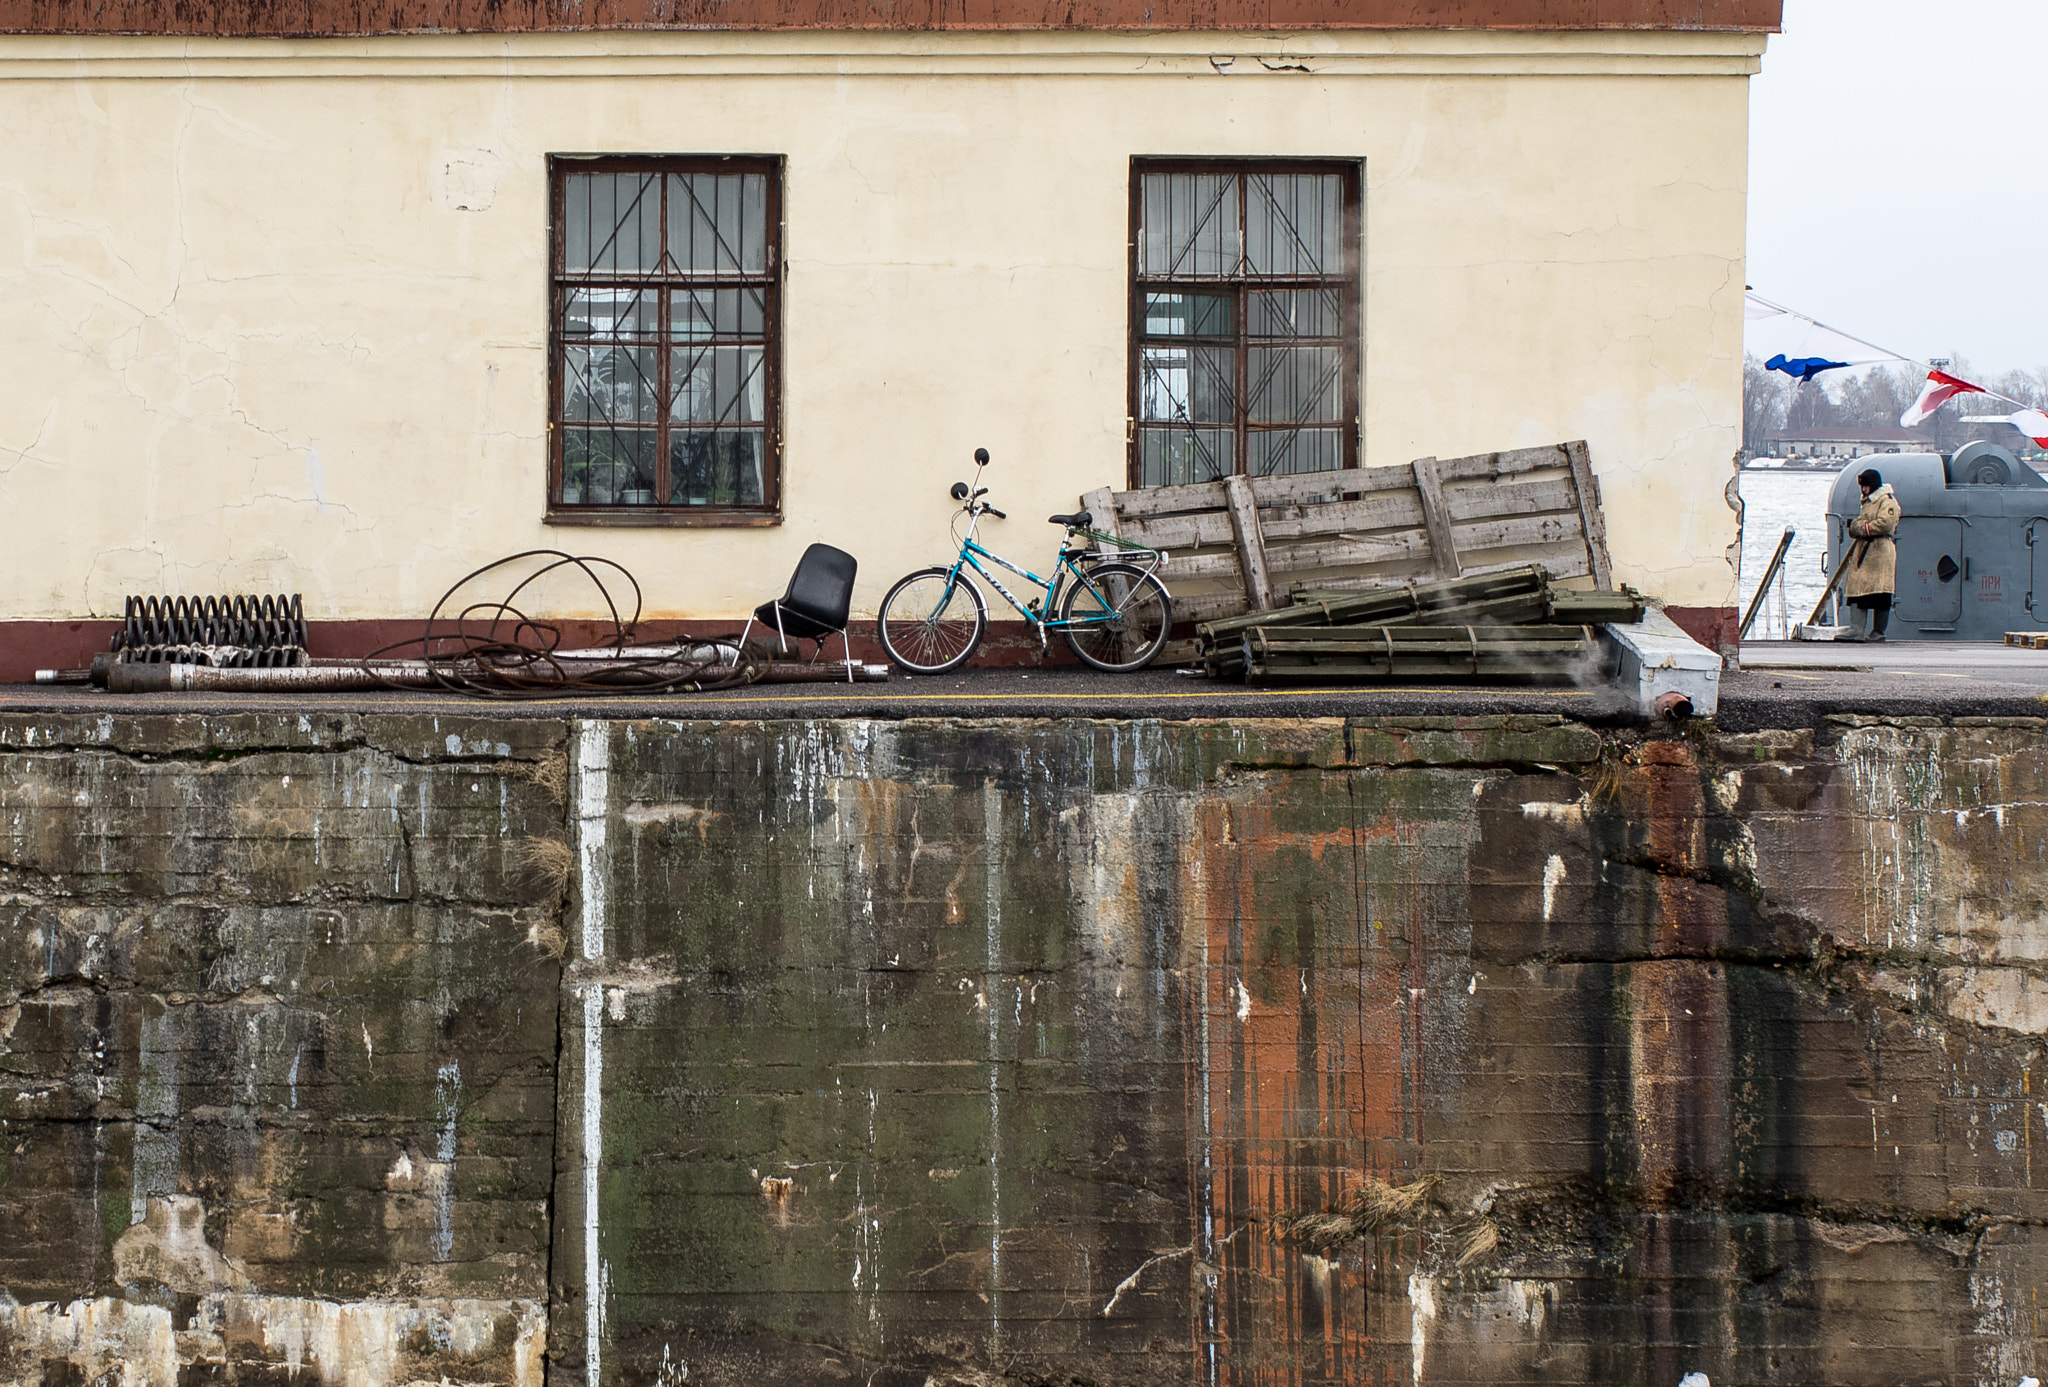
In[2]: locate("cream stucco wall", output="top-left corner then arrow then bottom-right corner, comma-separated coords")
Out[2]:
0,30 -> 1761,621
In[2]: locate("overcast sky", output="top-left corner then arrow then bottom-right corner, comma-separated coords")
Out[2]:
1746,0 -> 2048,376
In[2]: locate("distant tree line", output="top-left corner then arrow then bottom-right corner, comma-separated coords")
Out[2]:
1743,355 -> 2048,461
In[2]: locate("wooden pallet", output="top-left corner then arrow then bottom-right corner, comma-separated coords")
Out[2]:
1080,441 -> 1614,626
2004,631 -> 2048,649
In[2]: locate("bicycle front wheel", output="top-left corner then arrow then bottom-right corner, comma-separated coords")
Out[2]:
878,567 -> 988,674
1059,562 -> 1173,672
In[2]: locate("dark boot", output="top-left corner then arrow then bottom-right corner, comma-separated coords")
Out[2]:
1870,605 -> 1891,642
1840,607 -> 1868,642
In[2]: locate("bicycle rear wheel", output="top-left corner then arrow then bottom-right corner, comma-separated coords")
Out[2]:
878,567 -> 988,674
1059,562 -> 1172,672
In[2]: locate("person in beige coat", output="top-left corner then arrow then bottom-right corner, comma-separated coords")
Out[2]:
1842,467 -> 1900,642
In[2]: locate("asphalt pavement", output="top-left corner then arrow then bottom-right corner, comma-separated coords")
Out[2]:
3,642 -> 2046,729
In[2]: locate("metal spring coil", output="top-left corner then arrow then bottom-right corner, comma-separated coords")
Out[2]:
115,642 -> 308,669
113,594 -> 309,666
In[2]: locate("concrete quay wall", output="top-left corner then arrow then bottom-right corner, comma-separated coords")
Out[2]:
2,710 -> 2045,1385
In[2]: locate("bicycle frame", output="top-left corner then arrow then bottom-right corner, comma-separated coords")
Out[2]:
942,509 -> 1161,643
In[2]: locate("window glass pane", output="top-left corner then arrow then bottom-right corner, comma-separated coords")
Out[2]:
561,428 -> 657,504
1138,426 -> 1233,488
1140,345 -> 1235,425
670,431 -> 767,506
668,173 -> 769,276
1246,346 -> 1342,424
1140,173 -> 1240,279
1250,428 -> 1344,477
1130,163 -> 1354,490
670,346 -> 766,424
563,344 -> 660,424
670,288 -> 767,340
553,160 -> 779,512
563,173 -> 661,275
1245,173 -> 1344,277
1248,289 -> 1341,339
564,287 -> 659,338
1143,291 -> 1234,340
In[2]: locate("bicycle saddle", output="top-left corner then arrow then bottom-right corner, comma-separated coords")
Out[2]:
1047,511 -> 1093,528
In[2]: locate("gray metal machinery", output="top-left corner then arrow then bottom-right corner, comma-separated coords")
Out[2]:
1822,442 -> 2048,640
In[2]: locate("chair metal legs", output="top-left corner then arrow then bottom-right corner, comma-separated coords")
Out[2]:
741,606 -> 853,680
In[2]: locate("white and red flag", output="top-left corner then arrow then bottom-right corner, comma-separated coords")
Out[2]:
1900,369 -> 1989,427
2012,409 -> 2048,449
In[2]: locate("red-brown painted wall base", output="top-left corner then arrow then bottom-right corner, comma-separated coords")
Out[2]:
1665,604 -> 1738,652
0,617 -> 1086,684
0,622 -> 121,685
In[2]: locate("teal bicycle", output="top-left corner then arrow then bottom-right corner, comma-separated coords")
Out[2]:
877,447 -> 1174,674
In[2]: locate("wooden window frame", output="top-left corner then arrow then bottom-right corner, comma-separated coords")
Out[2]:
546,153 -> 784,528
1127,158 -> 1363,490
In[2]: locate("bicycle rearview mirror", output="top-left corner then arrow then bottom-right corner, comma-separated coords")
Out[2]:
974,447 -> 990,466
950,482 -> 971,501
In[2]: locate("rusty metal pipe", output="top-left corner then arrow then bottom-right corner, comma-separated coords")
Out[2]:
1654,690 -> 1694,722
754,662 -> 891,684
106,657 -> 888,694
107,664 -> 432,693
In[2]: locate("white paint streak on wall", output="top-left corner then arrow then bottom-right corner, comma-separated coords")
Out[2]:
131,1005 -> 178,1224
982,775 -> 1004,1356
1408,1271 -> 1436,1387
0,1298 -> 178,1385
575,719 -> 611,1387
1542,854 -> 1566,923
0,1294 -> 545,1387
430,1060 -> 462,1262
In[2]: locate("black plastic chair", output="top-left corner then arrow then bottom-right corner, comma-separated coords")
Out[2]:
740,543 -> 859,680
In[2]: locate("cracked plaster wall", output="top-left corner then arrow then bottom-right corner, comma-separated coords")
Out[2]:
29,707 -> 2048,1384
0,30 -> 1753,621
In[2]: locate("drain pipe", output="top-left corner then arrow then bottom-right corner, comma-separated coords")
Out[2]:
1654,690 -> 1694,722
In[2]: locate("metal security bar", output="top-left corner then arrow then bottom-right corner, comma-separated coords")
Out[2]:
549,156 -> 781,518
1130,161 -> 1361,489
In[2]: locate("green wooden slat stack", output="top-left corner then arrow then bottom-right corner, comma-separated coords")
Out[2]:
1194,565 -> 1645,681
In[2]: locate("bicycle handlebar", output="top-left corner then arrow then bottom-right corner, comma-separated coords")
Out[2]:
953,448 -> 1000,516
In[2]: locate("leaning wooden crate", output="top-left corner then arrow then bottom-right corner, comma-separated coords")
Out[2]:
1079,440 -> 1616,627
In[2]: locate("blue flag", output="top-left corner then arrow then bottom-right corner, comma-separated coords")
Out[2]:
1766,353 -> 1851,383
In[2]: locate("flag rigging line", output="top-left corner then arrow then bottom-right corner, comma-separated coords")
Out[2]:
1745,290 -> 2044,445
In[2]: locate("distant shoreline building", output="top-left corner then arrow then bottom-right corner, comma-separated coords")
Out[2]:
1763,425 -> 1935,460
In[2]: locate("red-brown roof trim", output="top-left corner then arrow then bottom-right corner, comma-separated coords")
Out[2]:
0,1 -> 1783,36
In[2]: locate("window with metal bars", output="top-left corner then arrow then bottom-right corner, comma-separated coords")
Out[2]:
549,156 -> 781,521
1129,161 -> 1361,489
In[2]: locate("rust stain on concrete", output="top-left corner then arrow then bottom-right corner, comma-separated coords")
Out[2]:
8,711 -> 2048,1385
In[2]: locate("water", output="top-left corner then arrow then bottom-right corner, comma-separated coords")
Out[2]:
1737,465 -> 1842,639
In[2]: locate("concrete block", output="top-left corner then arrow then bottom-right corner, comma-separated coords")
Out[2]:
1603,606 -> 1723,718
